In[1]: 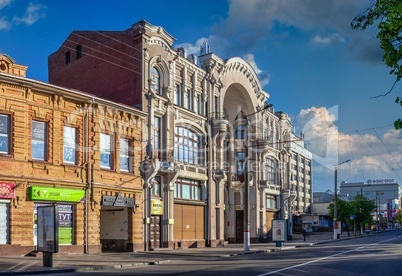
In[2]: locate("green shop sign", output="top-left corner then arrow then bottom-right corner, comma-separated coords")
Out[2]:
30,186 -> 85,203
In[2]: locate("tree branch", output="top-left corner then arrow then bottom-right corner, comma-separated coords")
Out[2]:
370,80 -> 398,98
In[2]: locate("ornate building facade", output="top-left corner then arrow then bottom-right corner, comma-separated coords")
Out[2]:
0,54 -> 146,256
48,20 -> 303,249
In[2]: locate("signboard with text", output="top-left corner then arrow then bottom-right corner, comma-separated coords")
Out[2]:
30,186 -> 85,203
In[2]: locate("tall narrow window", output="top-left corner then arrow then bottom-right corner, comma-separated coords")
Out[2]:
152,117 -> 161,159
63,126 -> 76,164
187,90 -> 193,110
264,158 -> 278,184
184,91 -> 189,109
235,125 -> 246,139
119,138 -> 130,172
32,121 -> 47,160
236,152 -> 245,178
151,176 -> 161,197
151,67 -> 160,94
76,45 -> 82,59
0,114 -> 10,155
100,133 -> 112,169
174,84 -> 181,105
65,51 -> 70,64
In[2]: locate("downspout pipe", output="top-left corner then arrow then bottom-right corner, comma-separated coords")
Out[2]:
84,98 -> 94,254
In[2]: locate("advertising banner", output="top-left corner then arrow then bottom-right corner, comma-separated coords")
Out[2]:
30,186 -> 85,203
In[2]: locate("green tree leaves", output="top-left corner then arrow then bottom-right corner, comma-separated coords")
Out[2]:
352,0 -> 402,129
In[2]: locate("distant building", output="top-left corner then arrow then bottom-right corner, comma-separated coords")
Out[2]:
289,133 -> 313,214
340,180 -> 402,224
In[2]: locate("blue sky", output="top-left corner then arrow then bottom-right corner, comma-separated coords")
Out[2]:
1,0 -> 402,192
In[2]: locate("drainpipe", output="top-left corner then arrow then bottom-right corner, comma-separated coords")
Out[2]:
84,99 -> 94,254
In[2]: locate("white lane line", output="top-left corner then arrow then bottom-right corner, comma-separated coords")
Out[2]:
257,237 -> 399,276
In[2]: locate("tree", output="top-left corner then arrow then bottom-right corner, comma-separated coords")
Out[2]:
351,0 -> 402,129
351,194 -> 377,233
394,209 -> 402,224
328,199 -> 354,236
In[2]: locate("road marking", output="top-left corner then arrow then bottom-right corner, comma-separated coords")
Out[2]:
257,236 -> 399,275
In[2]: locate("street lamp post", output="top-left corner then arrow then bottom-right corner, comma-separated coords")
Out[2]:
334,159 -> 350,240
244,104 -> 272,251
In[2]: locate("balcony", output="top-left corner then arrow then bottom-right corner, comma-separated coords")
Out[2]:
209,112 -> 229,133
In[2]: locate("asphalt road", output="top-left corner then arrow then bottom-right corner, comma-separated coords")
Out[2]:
58,231 -> 402,276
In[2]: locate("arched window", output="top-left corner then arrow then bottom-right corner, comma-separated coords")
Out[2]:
151,67 -> 160,94
264,157 -> 278,184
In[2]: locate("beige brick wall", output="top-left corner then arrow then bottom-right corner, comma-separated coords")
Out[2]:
0,74 -> 145,254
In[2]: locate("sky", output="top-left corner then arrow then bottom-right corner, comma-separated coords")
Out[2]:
1,0 -> 401,192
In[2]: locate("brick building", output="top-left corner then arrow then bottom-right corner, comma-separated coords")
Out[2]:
48,20 -> 299,249
0,54 -> 146,256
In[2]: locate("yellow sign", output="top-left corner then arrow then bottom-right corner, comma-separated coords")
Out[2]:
151,199 -> 163,215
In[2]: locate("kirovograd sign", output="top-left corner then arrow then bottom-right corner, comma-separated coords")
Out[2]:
30,186 -> 85,203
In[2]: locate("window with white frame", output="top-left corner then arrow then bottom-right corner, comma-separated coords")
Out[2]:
174,178 -> 201,200
264,158 -> 278,184
63,126 -> 76,164
32,120 -> 47,160
100,133 -> 113,169
266,195 -> 277,209
151,67 -> 160,94
0,114 -> 10,155
174,127 -> 203,165
119,138 -> 130,172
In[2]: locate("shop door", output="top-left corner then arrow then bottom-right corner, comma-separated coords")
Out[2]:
150,215 -> 161,249
235,210 -> 244,243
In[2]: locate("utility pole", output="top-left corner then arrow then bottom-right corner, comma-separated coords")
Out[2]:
334,159 -> 350,240
244,104 -> 272,251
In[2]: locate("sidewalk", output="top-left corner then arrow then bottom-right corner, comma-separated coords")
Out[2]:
0,231 -> 364,275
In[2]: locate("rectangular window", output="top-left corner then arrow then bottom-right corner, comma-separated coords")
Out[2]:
0,114 -> 10,155
174,127 -> 203,165
151,176 -> 161,197
76,45 -> 82,59
266,195 -> 276,209
174,84 -> 181,106
236,152 -> 245,177
184,91 -> 189,109
63,126 -> 76,164
187,90 -> 193,110
119,138 -> 130,172
174,178 -> 201,200
100,133 -> 112,169
65,51 -> 70,64
32,121 -> 47,160
152,117 -> 161,158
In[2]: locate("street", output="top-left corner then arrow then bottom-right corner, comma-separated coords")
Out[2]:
61,231 -> 402,275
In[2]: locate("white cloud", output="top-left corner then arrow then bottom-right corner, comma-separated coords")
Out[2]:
295,106 -> 402,187
13,2 -> 46,26
311,33 -> 345,45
